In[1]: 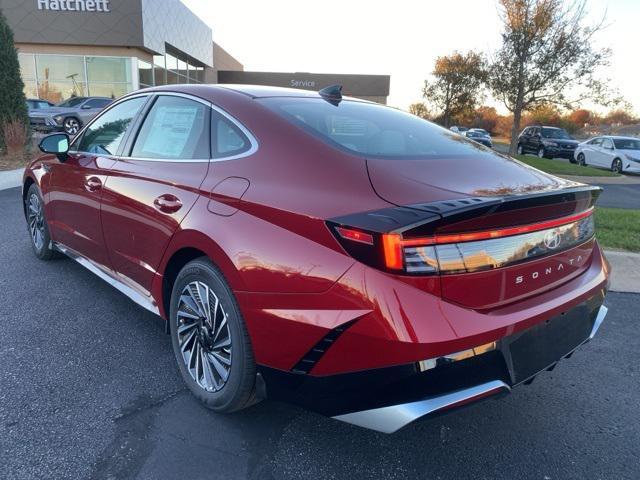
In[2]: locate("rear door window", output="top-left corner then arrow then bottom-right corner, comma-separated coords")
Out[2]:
131,95 -> 210,160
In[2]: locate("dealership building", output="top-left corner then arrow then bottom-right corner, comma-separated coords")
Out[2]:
3,0 -> 390,104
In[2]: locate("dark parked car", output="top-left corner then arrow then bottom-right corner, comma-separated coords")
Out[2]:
464,129 -> 493,148
517,126 -> 579,159
28,96 -> 112,135
23,85 -> 609,433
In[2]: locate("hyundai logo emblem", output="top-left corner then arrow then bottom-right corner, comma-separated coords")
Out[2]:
543,229 -> 562,249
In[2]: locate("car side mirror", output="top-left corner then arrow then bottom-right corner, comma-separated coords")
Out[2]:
39,133 -> 70,161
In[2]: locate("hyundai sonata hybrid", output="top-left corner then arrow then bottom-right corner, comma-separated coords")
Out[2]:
23,84 -> 610,433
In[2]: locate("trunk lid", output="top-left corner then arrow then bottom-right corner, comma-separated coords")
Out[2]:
365,154 -> 601,309
366,154 -> 578,207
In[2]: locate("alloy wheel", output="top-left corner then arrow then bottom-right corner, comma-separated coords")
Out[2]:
612,159 -> 622,174
27,193 -> 45,251
578,153 -> 586,166
64,118 -> 80,135
176,281 -> 232,392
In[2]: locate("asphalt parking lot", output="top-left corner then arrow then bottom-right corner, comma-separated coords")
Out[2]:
1,185 -> 639,480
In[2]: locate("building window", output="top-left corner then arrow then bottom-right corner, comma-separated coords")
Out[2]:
138,60 -> 153,88
153,55 -> 166,86
18,53 -> 38,99
36,54 -> 87,102
193,66 -> 204,83
86,56 -> 132,99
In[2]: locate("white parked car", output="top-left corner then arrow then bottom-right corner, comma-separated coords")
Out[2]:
574,136 -> 640,174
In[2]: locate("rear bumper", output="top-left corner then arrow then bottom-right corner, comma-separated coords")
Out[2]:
259,298 -> 608,433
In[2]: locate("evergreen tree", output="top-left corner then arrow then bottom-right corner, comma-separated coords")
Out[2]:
0,9 -> 28,152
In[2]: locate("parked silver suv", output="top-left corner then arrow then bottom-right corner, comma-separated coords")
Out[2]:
29,96 -> 112,135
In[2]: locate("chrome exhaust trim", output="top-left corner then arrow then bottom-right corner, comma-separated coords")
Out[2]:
332,380 -> 510,434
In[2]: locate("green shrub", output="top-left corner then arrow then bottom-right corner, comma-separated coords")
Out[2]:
0,10 -> 29,152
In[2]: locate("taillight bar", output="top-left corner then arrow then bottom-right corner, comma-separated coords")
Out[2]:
397,208 -> 594,247
331,209 -> 596,275
384,209 -> 594,271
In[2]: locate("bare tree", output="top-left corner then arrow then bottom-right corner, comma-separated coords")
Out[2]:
489,0 -> 618,154
408,102 -> 432,120
422,51 -> 487,128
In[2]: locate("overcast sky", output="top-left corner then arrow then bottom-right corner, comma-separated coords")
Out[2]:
182,0 -> 639,114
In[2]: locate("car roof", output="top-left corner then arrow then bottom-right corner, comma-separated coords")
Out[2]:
602,135 -> 640,140
217,84 -> 324,98
215,84 -> 369,102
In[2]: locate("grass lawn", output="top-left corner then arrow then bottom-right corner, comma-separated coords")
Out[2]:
595,207 -> 640,252
514,155 -> 619,177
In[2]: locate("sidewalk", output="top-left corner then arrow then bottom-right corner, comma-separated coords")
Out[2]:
0,168 -> 24,191
604,250 -> 640,294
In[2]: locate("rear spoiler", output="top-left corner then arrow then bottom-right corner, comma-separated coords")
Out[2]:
329,185 -> 602,237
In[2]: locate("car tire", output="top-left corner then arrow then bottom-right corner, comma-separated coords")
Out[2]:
537,147 -> 547,159
169,258 -> 257,413
576,153 -> 586,166
611,158 -> 623,174
516,144 -> 524,155
62,117 -> 81,136
25,183 -> 60,260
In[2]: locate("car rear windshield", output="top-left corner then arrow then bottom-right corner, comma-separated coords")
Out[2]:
541,127 -> 571,139
613,138 -> 640,150
260,98 -> 492,159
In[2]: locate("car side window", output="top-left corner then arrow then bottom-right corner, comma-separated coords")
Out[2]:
589,138 -> 602,146
131,96 -> 210,160
212,110 -> 251,158
521,128 -> 530,136
601,138 -> 614,150
84,98 -> 111,109
75,96 -> 147,155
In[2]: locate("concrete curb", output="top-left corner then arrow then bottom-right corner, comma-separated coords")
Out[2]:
558,174 -> 640,185
604,250 -> 640,294
0,168 -> 24,191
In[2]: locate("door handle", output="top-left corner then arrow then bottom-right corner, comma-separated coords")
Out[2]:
154,194 -> 182,214
85,176 -> 102,192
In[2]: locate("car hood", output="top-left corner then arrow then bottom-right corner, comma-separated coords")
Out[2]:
366,152 -> 579,206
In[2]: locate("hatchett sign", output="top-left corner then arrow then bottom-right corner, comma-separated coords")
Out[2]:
37,0 -> 111,12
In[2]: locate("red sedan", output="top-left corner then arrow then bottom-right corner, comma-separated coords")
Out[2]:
23,85 -> 609,433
